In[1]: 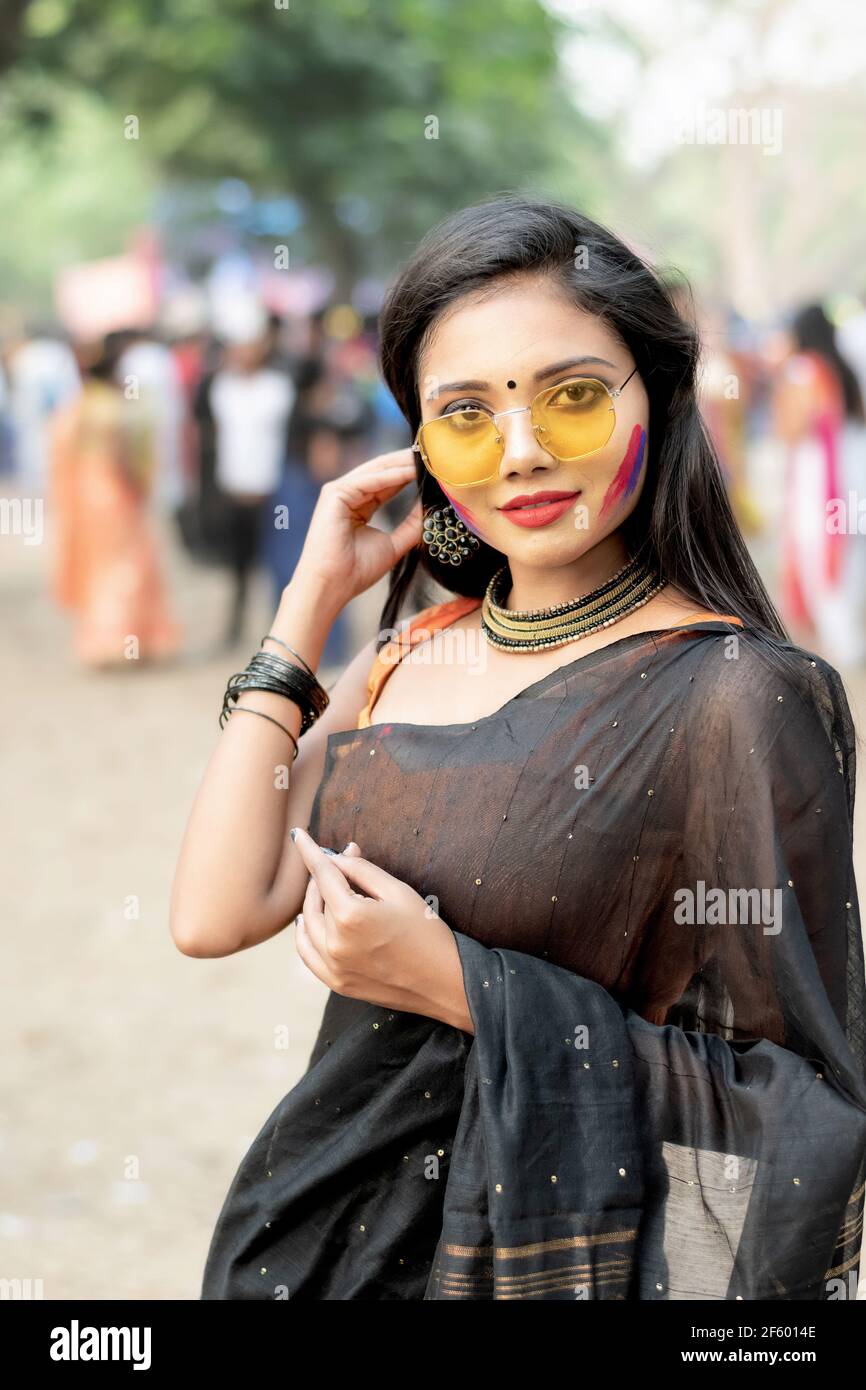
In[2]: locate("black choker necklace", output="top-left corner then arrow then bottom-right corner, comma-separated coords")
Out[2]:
480,556 -> 665,652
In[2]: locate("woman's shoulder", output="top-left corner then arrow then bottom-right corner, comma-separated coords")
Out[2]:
685,626 -> 855,766
684,622 -> 827,692
357,594 -> 482,728
377,594 -> 482,657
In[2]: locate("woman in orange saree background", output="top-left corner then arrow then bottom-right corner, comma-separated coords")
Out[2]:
50,332 -> 182,667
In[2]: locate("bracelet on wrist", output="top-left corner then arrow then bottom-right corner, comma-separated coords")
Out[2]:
260,632 -> 317,679
225,704 -> 300,759
220,644 -> 330,743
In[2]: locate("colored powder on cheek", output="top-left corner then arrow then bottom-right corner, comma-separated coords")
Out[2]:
599,425 -> 647,518
441,489 -> 487,542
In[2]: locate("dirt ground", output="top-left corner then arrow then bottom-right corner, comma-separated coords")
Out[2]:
3,501 -> 865,1300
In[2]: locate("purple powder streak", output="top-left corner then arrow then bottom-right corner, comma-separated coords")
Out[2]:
599,425 -> 646,518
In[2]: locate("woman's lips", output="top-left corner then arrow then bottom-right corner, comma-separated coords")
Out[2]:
499,492 -> 581,528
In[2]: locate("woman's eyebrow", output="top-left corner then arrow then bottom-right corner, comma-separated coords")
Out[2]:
534,355 -> 619,380
427,377 -> 488,398
430,355 -> 620,398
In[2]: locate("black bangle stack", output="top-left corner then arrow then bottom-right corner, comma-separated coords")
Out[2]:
220,636 -> 330,760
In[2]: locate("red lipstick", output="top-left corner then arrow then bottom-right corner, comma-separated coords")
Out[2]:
498,489 -> 581,528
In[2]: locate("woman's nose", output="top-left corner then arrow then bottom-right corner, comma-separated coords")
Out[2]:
495,407 -> 552,474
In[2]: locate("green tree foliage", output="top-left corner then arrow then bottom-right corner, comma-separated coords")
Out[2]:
1,0 -> 606,293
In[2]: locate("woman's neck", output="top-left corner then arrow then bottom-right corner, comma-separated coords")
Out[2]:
503,532 -> 630,611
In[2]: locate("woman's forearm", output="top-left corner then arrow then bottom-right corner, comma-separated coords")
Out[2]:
170,450 -> 423,957
169,573 -> 342,956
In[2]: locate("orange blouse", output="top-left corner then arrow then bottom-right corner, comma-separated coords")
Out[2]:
356,596 -> 744,728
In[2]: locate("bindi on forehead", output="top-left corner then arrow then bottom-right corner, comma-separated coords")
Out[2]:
507,379 -> 517,389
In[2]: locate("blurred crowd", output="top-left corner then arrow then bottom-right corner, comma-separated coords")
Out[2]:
1,283 -> 866,672
0,296 -> 410,668
694,292 -> 866,667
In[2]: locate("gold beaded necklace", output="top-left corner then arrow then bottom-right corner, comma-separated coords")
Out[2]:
481,555 -> 665,652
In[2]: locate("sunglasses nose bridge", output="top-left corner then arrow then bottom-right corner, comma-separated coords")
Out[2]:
490,403 -> 531,423
490,402 -> 529,441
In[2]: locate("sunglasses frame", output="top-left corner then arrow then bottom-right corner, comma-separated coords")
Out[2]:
413,365 -> 639,487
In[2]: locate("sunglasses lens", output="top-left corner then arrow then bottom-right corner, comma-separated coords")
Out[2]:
534,378 -> 615,459
417,409 -> 499,486
416,379 -> 619,482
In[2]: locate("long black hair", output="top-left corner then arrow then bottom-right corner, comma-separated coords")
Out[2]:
377,193 -> 788,654
792,303 -> 865,423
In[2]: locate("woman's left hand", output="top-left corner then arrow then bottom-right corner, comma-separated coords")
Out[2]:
290,826 -> 474,1034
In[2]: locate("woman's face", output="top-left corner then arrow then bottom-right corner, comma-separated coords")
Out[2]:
416,273 -> 650,568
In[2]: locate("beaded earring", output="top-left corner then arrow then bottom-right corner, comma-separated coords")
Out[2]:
421,504 -> 481,568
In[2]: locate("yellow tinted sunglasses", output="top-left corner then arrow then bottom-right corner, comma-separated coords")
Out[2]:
413,367 -> 639,488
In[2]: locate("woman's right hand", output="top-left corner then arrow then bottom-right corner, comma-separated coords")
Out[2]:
289,449 -> 424,608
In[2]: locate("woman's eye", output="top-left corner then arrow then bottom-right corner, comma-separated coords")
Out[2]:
550,379 -> 606,410
443,400 -> 487,418
440,403 -> 490,432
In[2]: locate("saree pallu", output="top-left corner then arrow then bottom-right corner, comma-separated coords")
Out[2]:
199,951 -> 866,1301
426,935 -> 866,1300
200,622 -> 866,1300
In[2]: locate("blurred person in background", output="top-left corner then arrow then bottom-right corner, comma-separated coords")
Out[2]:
773,302 -> 866,667
190,332 -> 232,571
5,324 -> 80,494
666,279 -> 762,535
838,288 -> 866,410
258,310 -> 328,652
259,306 -> 371,668
49,330 -> 182,668
361,312 -> 415,550
116,325 -> 187,514
162,291 -> 211,560
698,303 -> 763,535
302,306 -> 375,482
263,309 -> 294,374
665,279 -> 760,535
205,300 -> 295,648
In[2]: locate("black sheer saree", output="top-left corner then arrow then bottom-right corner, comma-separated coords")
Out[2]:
201,621 -> 866,1300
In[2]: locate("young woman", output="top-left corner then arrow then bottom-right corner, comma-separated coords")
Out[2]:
172,196 -> 866,1301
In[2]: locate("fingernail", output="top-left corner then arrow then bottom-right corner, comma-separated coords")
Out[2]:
342,842 -> 353,853
322,847 -> 338,857
290,827 -> 298,841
